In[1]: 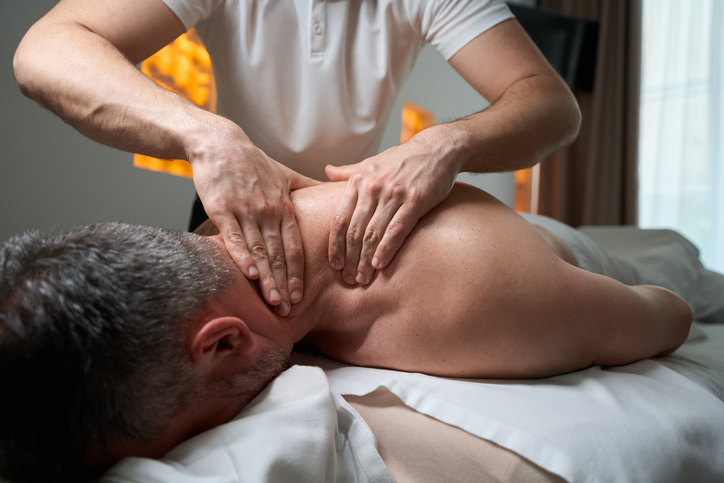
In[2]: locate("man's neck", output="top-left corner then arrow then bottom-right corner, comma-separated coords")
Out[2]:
284,184 -> 367,340
206,183 -> 372,350
241,255 -> 351,348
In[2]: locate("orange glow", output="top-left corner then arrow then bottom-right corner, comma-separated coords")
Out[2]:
515,168 -> 533,212
400,101 -> 435,144
514,164 -> 540,214
133,28 -> 216,178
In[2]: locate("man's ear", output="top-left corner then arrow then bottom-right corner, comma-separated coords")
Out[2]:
189,317 -> 255,374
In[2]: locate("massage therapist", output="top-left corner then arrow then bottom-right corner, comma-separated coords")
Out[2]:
13,0 -> 580,315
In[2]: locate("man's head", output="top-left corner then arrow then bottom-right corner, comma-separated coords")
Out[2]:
0,223 -> 288,482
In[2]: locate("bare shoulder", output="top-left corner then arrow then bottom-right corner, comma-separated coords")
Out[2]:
290,182 -> 347,215
290,181 -> 525,256
291,180 -> 505,218
289,182 -> 347,241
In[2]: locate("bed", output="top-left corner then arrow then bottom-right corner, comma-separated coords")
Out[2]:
101,227 -> 724,483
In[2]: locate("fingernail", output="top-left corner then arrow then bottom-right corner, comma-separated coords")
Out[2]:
249,265 -> 259,277
356,272 -> 366,284
279,302 -> 290,315
290,290 -> 302,303
372,257 -> 381,269
331,258 -> 342,270
270,289 -> 281,302
344,273 -> 356,285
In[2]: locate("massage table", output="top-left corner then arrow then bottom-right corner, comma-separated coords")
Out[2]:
102,227 -> 724,483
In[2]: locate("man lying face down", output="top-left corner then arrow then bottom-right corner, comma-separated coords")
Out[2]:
0,182 -> 693,482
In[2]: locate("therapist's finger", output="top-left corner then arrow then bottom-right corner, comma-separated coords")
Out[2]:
343,191 -> 378,286
259,221 -> 291,316
328,184 -> 358,273
213,212 -> 259,280
281,204 -> 305,306
240,219 -> 283,308
355,201 -> 402,285
373,202 -> 422,270
325,163 -> 360,182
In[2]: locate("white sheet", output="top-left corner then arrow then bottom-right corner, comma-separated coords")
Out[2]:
293,322 -> 724,483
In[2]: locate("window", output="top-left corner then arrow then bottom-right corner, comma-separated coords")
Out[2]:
639,0 -> 724,271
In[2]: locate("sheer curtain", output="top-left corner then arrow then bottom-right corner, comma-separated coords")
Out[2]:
639,0 -> 724,272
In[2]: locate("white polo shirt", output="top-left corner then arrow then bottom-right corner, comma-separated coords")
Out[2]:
162,0 -> 513,179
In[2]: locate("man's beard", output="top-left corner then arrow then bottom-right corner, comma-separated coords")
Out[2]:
217,347 -> 291,401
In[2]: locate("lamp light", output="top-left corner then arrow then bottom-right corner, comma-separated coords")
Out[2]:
400,101 -> 435,144
133,28 -> 216,178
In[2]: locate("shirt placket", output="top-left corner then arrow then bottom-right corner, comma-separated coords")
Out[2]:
309,0 -> 327,58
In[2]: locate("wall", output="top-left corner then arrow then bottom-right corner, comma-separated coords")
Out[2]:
0,0 -> 515,245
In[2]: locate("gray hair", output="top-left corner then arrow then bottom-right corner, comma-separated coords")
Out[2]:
0,223 -> 236,482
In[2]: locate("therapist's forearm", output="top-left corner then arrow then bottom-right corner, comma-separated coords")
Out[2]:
13,11 -> 319,314
13,19 -> 233,163
436,73 -> 581,175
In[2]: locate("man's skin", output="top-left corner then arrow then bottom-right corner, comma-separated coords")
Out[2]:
13,0 -> 581,316
90,182 -> 692,468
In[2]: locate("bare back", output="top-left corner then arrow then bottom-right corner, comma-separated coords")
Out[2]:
289,182 -> 691,378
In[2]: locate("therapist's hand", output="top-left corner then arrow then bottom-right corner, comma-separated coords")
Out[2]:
191,133 -> 320,316
325,125 -> 462,286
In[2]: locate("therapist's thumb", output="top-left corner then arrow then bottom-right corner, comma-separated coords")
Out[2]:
288,171 -> 323,191
325,163 -> 358,182
276,162 -> 323,190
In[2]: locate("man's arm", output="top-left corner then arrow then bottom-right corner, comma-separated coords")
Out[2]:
593,284 -> 693,364
13,0 -> 189,155
325,18 -> 581,288
447,18 -> 582,172
13,0 -> 318,316
482,262 -> 693,379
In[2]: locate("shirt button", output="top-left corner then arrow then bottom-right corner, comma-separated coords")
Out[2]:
313,23 -> 323,35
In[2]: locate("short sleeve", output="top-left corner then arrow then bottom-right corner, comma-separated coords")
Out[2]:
160,0 -> 224,31
405,0 -> 515,60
